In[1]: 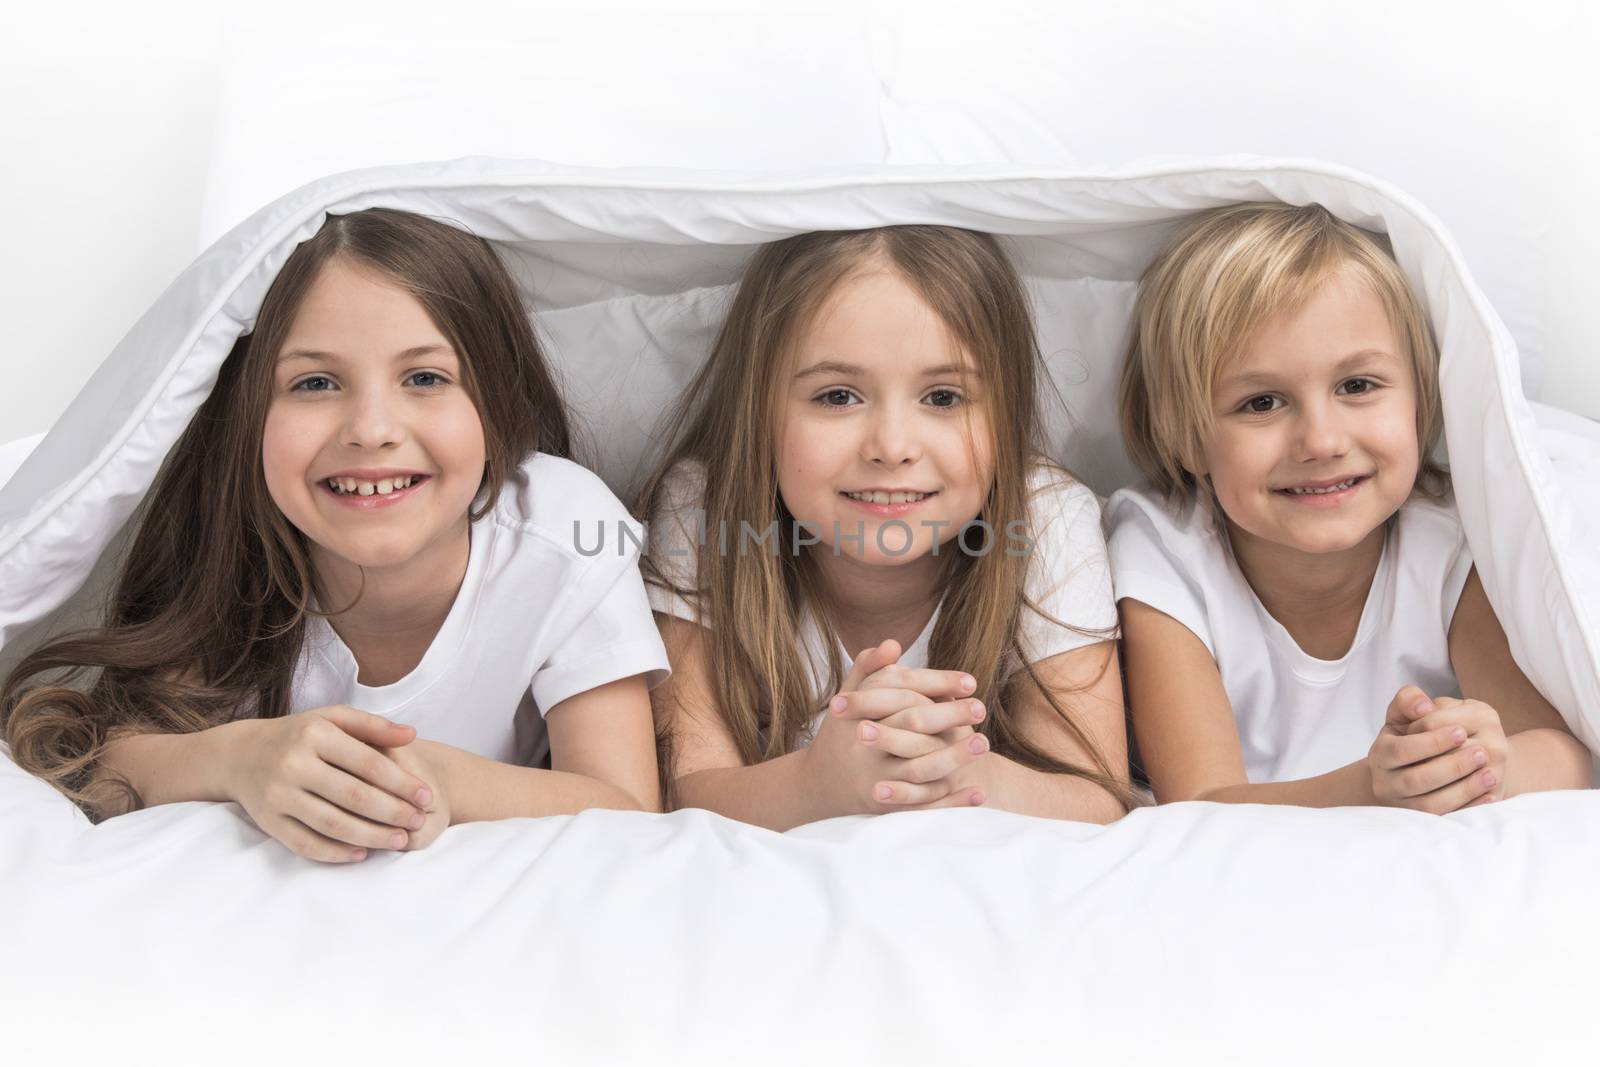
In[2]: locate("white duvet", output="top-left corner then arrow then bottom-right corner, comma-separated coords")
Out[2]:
3,158 -> 1599,1063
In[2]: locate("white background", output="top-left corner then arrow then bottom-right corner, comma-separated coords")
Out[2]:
3,0 -> 1597,441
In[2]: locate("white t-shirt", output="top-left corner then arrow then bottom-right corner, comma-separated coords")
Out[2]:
1105,484 -> 1474,784
290,453 -> 671,767
646,461 -> 1118,743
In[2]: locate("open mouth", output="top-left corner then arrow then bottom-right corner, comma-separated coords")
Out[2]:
324,474 -> 429,498
1274,475 -> 1369,498
841,489 -> 937,505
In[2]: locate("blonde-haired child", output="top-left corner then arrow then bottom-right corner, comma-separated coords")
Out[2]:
639,226 -> 1136,830
1111,202 -> 1591,810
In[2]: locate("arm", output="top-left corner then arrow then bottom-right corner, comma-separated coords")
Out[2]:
97,707 -> 432,863
1123,597 -> 1379,807
96,720 -> 257,813
651,614 -> 834,831
1447,567 -> 1593,796
650,618 -> 980,830
418,673 -> 662,822
953,640 -> 1130,824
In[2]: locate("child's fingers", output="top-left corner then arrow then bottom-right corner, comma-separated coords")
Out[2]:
292,793 -> 414,853
894,732 -> 991,785
840,640 -> 902,693
1391,744 -> 1489,799
1375,725 -> 1468,771
862,666 -> 977,701
263,813 -> 372,864
828,687 -> 931,720
857,721 -> 946,759
1384,685 -> 1434,730
319,705 -> 418,748
1406,706 -> 1491,739
1413,767 -> 1499,816
319,729 -> 434,808
918,787 -> 987,809
871,778 -> 956,807
305,764 -> 425,830
880,699 -> 986,736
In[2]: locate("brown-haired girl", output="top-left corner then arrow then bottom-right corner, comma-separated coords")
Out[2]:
638,226 -> 1135,830
2,209 -> 669,861
1111,202 -> 1590,810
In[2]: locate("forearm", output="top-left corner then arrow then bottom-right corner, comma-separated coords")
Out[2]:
1190,758 -> 1376,808
431,743 -> 648,822
981,754 -> 1128,824
673,751 -> 832,832
96,720 -> 253,814
1504,729 -> 1594,797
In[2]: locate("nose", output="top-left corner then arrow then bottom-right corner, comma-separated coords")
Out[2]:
861,401 -> 922,468
340,385 -> 405,451
1294,397 -> 1351,462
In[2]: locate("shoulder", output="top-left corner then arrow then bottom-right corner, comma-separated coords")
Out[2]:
1019,464 -> 1109,559
1104,481 -> 1217,561
1025,463 -> 1103,521
652,458 -> 709,516
487,453 -> 637,560
1396,491 -> 1468,551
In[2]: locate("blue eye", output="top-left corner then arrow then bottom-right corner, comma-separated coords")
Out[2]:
814,388 -> 859,408
924,389 -> 964,409
1242,395 -> 1281,414
407,371 -> 449,388
290,375 -> 335,393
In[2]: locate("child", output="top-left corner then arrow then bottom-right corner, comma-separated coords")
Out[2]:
1111,202 -> 1591,810
637,225 -> 1134,831
2,208 -> 669,861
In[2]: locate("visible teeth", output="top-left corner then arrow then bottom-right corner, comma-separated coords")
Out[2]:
846,490 -> 929,504
1285,479 -> 1358,495
327,476 -> 417,496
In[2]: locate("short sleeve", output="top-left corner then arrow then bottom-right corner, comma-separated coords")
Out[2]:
1407,497 -> 1474,634
644,460 -> 709,626
1104,486 -> 1216,656
1016,472 -> 1120,665
528,537 -> 673,715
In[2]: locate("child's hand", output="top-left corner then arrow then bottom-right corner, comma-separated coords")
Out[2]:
227,705 -> 433,863
1403,694 -> 1509,806
805,639 -> 989,811
1368,686 -> 1500,813
379,739 -> 452,850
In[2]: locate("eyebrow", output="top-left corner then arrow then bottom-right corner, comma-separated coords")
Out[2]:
277,344 -> 456,366
792,360 -> 980,380
1219,348 -> 1399,390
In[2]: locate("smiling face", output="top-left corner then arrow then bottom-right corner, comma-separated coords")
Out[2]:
1198,266 -> 1420,559
261,256 -> 487,583
775,263 -> 994,568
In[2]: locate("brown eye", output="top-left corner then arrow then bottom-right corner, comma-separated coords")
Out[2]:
814,388 -> 858,408
1244,395 -> 1280,414
924,389 -> 963,409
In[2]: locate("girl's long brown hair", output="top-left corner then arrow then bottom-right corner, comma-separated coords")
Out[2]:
2,208 -> 571,817
637,226 -> 1135,808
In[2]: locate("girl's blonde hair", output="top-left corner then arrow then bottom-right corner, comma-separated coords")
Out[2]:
637,226 -> 1135,808
1120,202 -> 1446,501
2,209 -> 572,816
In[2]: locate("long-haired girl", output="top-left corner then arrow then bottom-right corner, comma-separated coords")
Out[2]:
3,208 -> 669,861
638,225 -> 1134,830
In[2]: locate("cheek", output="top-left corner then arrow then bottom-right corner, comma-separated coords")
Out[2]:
260,405 -> 313,500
